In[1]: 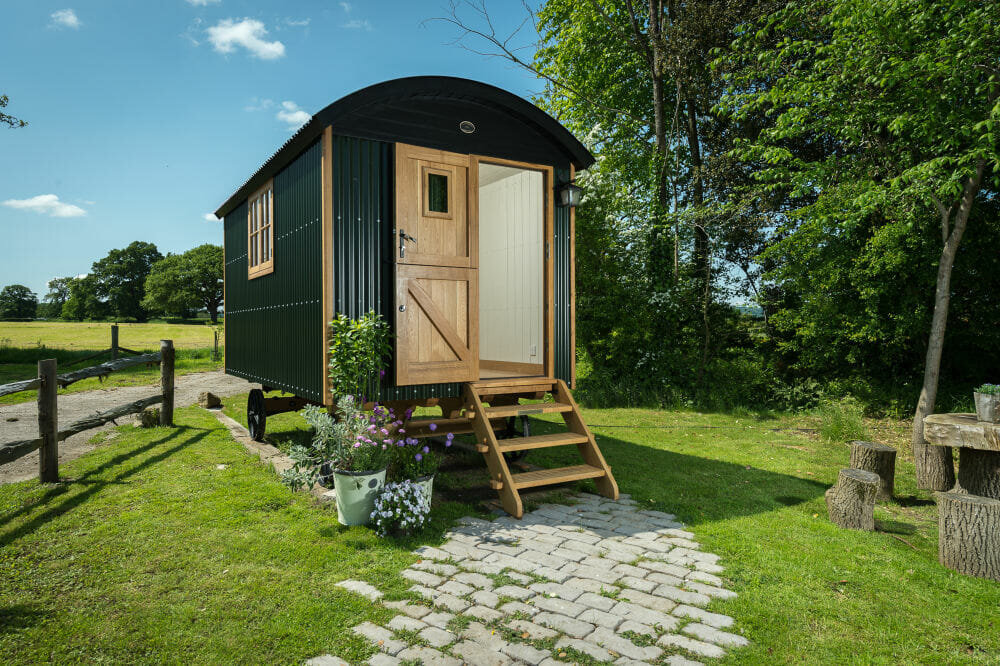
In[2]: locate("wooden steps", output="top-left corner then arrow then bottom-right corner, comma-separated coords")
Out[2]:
464,377 -> 619,518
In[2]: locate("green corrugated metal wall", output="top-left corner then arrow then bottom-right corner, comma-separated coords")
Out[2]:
553,166 -> 573,383
223,140 -> 324,401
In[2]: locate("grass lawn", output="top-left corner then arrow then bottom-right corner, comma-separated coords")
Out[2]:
0,321 -> 223,405
2,397 -> 998,664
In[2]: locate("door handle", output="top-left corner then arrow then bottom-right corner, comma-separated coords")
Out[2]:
398,229 -> 417,258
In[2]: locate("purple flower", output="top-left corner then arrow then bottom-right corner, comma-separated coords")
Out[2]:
415,453 -> 423,462
428,423 -> 437,432
379,369 -> 386,378
353,442 -> 361,448
398,428 -> 406,434
422,446 -> 430,454
405,408 -> 414,419
445,432 -> 454,447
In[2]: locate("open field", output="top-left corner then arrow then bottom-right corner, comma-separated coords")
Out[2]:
0,398 -> 993,664
0,321 -> 223,406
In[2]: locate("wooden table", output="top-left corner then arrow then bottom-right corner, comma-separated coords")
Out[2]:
923,413 -> 1000,499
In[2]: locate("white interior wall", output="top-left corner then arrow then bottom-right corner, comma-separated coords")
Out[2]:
478,164 -> 544,365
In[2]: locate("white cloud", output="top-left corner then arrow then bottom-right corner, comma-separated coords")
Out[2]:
276,101 -> 310,131
3,194 -> 87,218
284,18 -> 311,27
203,213 -> 218,221
244,97 -> 274,112
186,0 -> 221,5
342,18 -> 371,30
339,2 -> 352,12
50,9 -> 80,29
206,18 -> 285,60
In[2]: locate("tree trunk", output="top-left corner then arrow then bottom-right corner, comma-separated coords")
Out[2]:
208,306 -> 219,324
849,441 -> 896,502
912,160 -> 985,490
825,468 -> 879,531
937,491 -> 1000,581
956,449 -> 1000,500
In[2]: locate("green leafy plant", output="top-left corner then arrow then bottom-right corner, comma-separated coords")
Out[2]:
816,397 -> 870,443
328,311 -> 392,401
975,384 -> 1000,395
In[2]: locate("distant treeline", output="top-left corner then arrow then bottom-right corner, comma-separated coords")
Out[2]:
1,242 -> 223,324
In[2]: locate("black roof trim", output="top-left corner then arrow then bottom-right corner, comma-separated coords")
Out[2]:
215,76 -> 594,218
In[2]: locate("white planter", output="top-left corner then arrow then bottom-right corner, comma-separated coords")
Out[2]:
413,474 -> 434,512
332,468 -> 386,526
974,392 -> 1000,423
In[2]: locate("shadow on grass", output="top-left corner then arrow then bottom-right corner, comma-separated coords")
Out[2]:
0,604 -> 49,634
0,427 -> 212,547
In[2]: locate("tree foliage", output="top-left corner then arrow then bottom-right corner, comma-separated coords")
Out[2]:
91,241 -> 163,321
0,94 -> 27,129
142,244 -> 224,322
0,285 -> 38,319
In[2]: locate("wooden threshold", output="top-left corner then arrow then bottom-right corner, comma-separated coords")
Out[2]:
471,376 -> 555,388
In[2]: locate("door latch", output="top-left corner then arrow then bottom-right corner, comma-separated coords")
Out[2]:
398,229 -> 417,259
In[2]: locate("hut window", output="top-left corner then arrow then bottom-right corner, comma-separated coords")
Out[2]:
247,180 -> 274,279
423,168 -> 452,217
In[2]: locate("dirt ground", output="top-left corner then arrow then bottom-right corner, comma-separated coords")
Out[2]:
0,371 -> 253,484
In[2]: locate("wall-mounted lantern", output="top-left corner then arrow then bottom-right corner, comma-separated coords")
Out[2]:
558,181 -> 583,208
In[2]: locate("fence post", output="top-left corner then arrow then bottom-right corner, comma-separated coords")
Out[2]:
111,324 -> 119,360
160,339 -> 174,426
213,329 -> 219,362
37,359 -> 59,483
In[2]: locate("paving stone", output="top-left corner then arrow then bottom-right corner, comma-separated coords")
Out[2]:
451,640 -> 512,665
482,542 -> 527,557
305,656 -> 349,666
618,588 -> 677,613
613,658 -> 653,666
563,577 -> 619,595
692,560 -> 725,574
578,608 -> 622,629
500,641 -> 551,665
412,546 -> 451,561
646,571 -> 686,587
432,593 -> 469,613
419,625 -> 457,648
457,515 -> 493,527
682,622 -> 749,647
504,571 -> 533,585
637,559 -> 689,578
485,552 -> 537,573
454,571 -> 494,589
587,626 -> 662,662
457,560 -> 505,576
467,605 -> 504,623
619,575 -> 657,592
662,537 -> 701,550
494,585 -> 533,600
409,584 -> 436,601
563,563 -> 622,585
624,537 -> 673,553
461,622 -> 510,651
559,539 -> 604,556
529,581 -> 585,602
422,611 -> 455,628
575,592 -> 617,612
440,541 -> 488,561
366,654 -> 401,666
672,604 -> 735,628
611,600 -> 679,631
535,612 -> 595,638
521,549 -> 572,569
556,637 -> 613,662
508,619 -> 557,640
352,623 -> 406,656
657,634 -> 725,659
618,619 -> 657,637
438,580 -> 475,597
471,590 -> 500,607
535,566 -> 572,583
603,547 -> 645,563
387,615 -> 427,632
662,655 -> 704,666
560,530 -> 603,545
609,564 -> 647,580
402,569 -> 444,587
651,584 -> 712,607
395,646 -> 462,666
531,595 -> 587,617
673,547 -> 719,563
683,581 -> 737,600
550,547 -> 587,562
532,532 -> 568,546
335,579 -> 383,602
499,601 -> 539,617
382,601 -> 432,619
578,510 -> 613,521
578,555 -> 610,570
412,561 -> 459,576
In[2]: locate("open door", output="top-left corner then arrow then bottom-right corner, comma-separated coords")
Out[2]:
394,143 -> 479,385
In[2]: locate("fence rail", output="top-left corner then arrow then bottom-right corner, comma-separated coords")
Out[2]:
0,339 -> 175,482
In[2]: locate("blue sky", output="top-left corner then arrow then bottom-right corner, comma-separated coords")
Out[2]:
0,1 -> 543,298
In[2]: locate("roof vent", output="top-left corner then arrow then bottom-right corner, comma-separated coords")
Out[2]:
459,120 -> 476,134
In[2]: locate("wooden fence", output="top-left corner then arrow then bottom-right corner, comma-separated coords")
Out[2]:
0,339 -> 175,482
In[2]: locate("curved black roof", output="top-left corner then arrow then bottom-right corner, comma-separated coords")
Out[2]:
215,76 -> 594,218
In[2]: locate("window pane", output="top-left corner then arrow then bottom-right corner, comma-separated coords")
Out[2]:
427,173 -> 449,213
263,226 -> 269,261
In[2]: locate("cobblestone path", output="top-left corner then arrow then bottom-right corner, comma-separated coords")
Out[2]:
310,493 -> 747,665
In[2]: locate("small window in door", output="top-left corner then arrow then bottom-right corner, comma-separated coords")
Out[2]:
423,167 -> 452,218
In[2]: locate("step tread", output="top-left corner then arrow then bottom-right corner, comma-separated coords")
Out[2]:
470,377 -> 557,389
483,402 -> 573,418
496,432 -> 589,453
512,464 -> 606,489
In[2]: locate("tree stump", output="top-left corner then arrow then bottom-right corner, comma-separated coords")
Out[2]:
849,441 -> 897,501
955,448 -> 1000,500
825,468 -> 879,530
937,492 -> 1000,581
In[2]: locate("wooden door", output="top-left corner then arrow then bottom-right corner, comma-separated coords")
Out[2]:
394,143 -> 478,385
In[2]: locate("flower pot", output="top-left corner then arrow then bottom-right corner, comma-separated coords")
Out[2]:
413,474 -> 434,512
333,468 -> 386,526
974,392 -> 1000,423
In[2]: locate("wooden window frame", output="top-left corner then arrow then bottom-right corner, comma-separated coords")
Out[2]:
247,179 -> 274,279
421,165 -> 454,219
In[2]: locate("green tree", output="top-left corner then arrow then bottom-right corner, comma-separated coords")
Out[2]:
142,244 -> 224,322
91,241 -> 163,321
0,285 -> 37,319
38,277 -> 74,318
720,0 -> 1000,489
61,275 -> 108,321
1,94 -> 27,129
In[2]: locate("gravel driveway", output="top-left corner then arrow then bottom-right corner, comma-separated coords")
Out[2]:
0,371 -> 254,485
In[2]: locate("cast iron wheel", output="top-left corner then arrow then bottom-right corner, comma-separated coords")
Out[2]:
500,415 -> 531,464
247,389 -> 267,442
